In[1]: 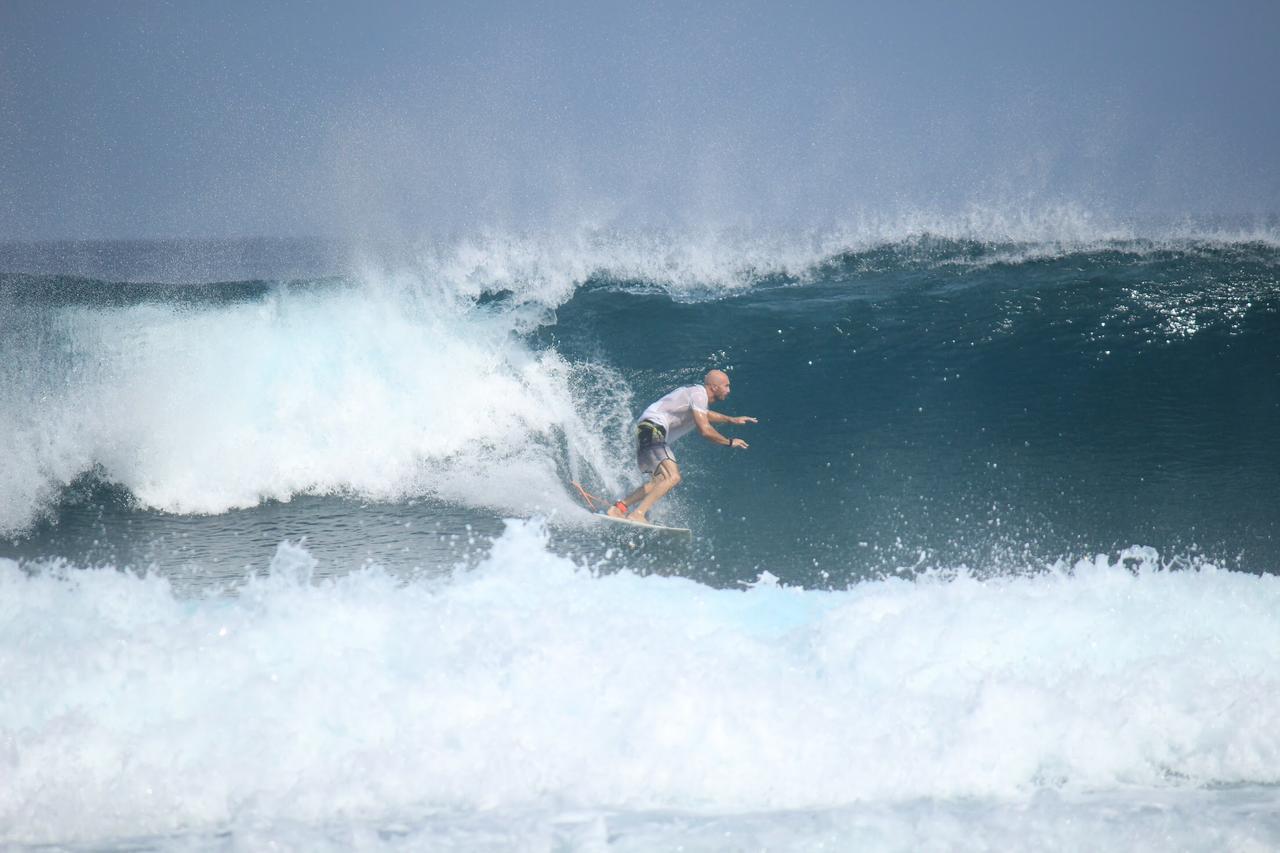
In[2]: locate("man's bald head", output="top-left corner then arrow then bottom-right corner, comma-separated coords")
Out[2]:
704,369 -> 731,402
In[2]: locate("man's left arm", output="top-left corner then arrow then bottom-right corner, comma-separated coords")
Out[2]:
707,410 -> 758,426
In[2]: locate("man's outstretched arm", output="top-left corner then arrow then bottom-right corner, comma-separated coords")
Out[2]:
706,410 -> 758,426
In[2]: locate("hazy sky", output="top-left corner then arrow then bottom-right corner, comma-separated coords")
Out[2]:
2,0 -> 1277,240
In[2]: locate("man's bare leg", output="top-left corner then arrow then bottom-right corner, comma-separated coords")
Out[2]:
608,479 -> 654,517
628,459 -> 681,523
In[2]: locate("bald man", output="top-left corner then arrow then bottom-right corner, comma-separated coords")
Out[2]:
608,369 -> 757,524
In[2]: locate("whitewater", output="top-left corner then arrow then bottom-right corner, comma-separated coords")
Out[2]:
2,218 -> 1279,849
4,522 -> 1280,848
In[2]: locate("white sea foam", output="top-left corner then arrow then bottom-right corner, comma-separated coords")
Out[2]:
0,274 -> 633,535
1,520 -> 1278,846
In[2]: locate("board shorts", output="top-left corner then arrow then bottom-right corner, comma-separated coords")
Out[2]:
636,420 -> 676,475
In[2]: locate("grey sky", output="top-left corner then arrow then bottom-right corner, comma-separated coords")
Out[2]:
2,0 -> 1277,240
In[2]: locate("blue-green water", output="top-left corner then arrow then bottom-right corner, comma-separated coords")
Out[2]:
4,233 -> 1277,583
2,230 -> 1279,849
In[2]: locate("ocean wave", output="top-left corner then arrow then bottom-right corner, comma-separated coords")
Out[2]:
2,520 -> 1278,845
2,215 -> 1277,540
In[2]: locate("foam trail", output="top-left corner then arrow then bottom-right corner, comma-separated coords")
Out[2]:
2,521 -> 1278,845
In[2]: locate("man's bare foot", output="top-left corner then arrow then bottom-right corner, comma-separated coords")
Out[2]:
629,512 -> 649,524
607,502 -> 625,518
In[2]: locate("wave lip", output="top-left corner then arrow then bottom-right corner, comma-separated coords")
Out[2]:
2,521 -> 1279,845
370,210 -> 1280,301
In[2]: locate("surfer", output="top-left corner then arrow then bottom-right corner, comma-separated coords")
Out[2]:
608,369 -> 756,524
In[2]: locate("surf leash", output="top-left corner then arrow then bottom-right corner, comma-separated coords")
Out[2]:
570,480 -> 603,511
572,481 -> 627,516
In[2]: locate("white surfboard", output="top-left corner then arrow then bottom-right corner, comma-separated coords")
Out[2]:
594,512 -> 692,537
569,481 -> 692,537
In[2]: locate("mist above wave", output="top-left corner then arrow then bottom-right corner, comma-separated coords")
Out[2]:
5,204 -> 1275,291
350,207 -> 1280,303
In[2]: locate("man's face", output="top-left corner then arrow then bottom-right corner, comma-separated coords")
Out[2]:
711,376 -> 730,401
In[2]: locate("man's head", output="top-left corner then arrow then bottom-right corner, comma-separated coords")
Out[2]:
704,369 -> 731,402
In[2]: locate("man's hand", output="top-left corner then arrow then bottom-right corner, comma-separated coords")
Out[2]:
732,416 -> 758,425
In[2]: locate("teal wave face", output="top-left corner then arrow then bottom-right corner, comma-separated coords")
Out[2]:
2,236 -> 1278,582
550,241 -> 1280,578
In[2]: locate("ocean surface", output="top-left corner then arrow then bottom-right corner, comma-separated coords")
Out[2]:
2,221 -> 1279,850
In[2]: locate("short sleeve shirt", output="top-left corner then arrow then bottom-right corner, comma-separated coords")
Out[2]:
638,385 -> 709,443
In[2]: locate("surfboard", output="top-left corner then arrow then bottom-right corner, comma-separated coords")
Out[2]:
569,480 -> 692,537
594,512 -> 692,537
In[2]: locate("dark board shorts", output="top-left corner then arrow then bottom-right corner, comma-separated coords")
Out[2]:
636,420 -> 675,474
